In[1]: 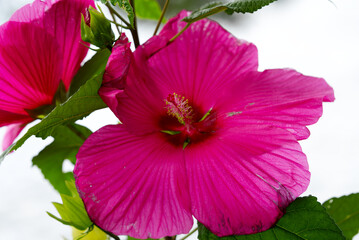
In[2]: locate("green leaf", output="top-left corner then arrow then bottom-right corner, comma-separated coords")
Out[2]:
198,196 -> 345,240
0,73 -> 106,163
69,49 -> 111,96
135,0 -> 162,21
47,180 -> 93,230
32,124 -> 92,195
183,0 -> 277,24
323,193 -> 359,239
121,0 -> 135,28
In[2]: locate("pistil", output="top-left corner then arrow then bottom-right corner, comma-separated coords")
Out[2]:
165,93 -> 193,126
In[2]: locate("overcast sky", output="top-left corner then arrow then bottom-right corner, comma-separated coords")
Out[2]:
0,0 -> 358,239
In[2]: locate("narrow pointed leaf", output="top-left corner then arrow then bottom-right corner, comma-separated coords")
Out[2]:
323,193 -> 359,239
48,180 -> 93,230
183,0 -> 277,24
198,196 -> 345,240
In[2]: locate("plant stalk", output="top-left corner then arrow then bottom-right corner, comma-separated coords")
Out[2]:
129,0 -> 140,48
153,0 -> 170,36
169,23 -> 190,42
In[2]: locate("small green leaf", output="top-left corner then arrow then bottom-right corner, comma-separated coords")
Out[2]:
135,0 -> 162,21
183,0 -> 277,24
47,180 -> 93,230
323,193 -> 359,239
121,0 -> 135,28
198,196 -> 345,240
0,73 -> 106,163
32,124 -> 92,195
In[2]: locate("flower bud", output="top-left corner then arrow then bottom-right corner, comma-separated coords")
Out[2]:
81,6 -> 115,49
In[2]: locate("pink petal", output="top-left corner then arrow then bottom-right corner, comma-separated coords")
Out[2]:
2,123 -> 27,150
0,22 -> 63,115
74,125 -> 193,238
101,33 -> 170,134
216,69 -> 335,140
10,0 -> 52,22
11,0 -> 94,89
102,34 -> 131,88
139,10 -> 258,112
0,109 -> 32,127
100,34 -> 131,118
106,12 -> 258,133
185,124 -> 309,236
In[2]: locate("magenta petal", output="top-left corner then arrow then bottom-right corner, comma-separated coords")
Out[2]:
218,69 -> 335,140
142,11 -> 258,111
100,34 -> 131,118
113,12 -> 258,133
0,109 -> 32,127
75,125 -> 193,238
10,0 -> 52,22
100,33 -> 165,133
2,123 -> 27,150
102,33 -> 131,88
11,0 -> 94,89
41,0 -> 94,89
0,22 -> 63,115
185,125 -> 309,236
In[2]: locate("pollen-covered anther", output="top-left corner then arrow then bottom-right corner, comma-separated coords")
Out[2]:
165,93 -> 193,125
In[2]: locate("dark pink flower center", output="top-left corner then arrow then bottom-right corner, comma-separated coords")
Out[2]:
161,93 -> 217,148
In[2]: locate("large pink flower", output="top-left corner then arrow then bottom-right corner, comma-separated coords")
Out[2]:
0,0 -> 94,150
74,11 -> 334,238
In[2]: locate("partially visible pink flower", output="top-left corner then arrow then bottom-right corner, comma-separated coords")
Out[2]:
0,0 -> 94,150
74,11 -> 334,239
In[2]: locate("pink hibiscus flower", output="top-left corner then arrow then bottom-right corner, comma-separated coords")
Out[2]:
0,0 -> 94,150
74,11 -> 334,238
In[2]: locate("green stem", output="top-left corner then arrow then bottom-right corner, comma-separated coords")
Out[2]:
79,41 -> 100,52
106,2 -> 132,28
109,20 -> 130,29
180,227 -> 198,240
153,0 -> 170,36
169,23 -> 190,42
107,231 -> 121,240
129,0 -> 140,48
96,224 -> 121,240
108,9 -> 122,34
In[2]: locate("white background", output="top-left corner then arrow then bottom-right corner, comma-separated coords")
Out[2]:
0,0 -> 358,239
